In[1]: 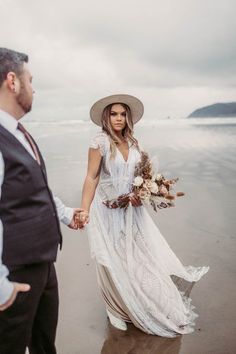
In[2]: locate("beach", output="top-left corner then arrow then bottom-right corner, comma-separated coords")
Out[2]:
25,117 -> 236,354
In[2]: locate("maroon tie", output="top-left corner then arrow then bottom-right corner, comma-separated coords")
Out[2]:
17,122 -> 41,165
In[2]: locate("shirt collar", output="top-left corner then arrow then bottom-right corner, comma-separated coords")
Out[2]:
0,109 -> 18,134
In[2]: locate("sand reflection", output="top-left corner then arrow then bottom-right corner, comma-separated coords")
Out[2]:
101,324 -> 182,354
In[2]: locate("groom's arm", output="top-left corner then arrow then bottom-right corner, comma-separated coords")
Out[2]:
52,197 -> 83,229
0,222 -> 14,306
0,153 -> 14,306
0,226 -> 14,306
0,153 -> 30,310
53,196 -> 74,226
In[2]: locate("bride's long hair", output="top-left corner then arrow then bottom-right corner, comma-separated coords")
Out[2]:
101,103 -> 139,158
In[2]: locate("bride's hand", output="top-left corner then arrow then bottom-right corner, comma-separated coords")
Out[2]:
129,194 -> 142,207
77,210 -> 90,229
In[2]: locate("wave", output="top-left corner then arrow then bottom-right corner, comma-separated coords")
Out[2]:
25,117 -> 236,127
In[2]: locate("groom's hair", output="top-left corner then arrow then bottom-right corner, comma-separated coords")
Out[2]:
0,48 -> 28,87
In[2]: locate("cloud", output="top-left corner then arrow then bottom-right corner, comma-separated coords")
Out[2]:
0,0 -> 235,119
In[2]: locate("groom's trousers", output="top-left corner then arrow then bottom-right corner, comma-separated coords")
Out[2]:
0,262 -> 58,354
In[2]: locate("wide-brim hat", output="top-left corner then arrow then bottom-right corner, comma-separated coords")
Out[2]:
90,94 -> 144,126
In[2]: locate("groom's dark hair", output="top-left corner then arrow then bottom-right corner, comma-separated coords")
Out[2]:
0,48 -> 28,87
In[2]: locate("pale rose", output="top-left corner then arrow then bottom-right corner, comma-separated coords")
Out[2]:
138,187 -> 151,201
133,176 -> 144,187
159,185 -> 168,195
144,180 -> 153,190
150,182 -> 158,194
156,173 -> 162,181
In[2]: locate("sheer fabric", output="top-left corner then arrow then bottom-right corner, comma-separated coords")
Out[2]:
87,131 -> 209,337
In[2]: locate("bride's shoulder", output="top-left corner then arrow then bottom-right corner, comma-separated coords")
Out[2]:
91,130 -> 109,143
94,130 -> 108,139
90,130 -> 109,156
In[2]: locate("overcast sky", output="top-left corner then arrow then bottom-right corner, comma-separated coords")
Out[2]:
0,0 -> 235,121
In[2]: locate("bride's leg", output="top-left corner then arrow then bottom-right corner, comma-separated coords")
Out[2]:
96,263 -> 129,330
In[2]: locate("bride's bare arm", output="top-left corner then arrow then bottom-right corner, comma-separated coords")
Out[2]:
81,148 -> 102,214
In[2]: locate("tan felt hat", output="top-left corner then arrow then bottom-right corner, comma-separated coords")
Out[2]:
90,94 -> 144,126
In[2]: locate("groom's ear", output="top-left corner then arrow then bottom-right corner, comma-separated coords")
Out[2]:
5,72 -> 18,93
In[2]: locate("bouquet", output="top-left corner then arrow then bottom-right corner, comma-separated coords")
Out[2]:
103,151 -> 184,211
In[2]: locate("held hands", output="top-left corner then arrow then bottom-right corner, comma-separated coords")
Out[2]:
0,282 -> 31,311
68,195 -> 140,231
76,210 -> 90,229
68,208 -> 89,230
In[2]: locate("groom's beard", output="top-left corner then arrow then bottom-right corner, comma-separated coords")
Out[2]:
16,80 -> 33,114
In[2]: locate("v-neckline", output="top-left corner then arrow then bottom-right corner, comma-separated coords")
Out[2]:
117,142 -> 130,163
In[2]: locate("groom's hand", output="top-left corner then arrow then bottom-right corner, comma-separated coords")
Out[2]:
77,210 -> 90,229
68,208 -> 84,230
0,282 -> 31,311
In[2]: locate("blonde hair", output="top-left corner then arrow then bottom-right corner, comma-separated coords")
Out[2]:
101,103 -> 139,158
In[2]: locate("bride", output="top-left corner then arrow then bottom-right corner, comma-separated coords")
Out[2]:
79,94 -> 209,337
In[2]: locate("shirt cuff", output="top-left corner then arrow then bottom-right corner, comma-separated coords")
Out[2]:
0,277 -> 14,305
61,207 -> 74,226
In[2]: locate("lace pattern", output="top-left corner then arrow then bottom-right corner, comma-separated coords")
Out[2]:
89,131 -> 108,157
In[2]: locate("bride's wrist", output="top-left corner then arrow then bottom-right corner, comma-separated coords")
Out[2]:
80,209 -> 89,218
81,206 -> 89,213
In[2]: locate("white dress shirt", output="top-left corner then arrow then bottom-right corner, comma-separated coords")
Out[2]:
0,110 -> 74,305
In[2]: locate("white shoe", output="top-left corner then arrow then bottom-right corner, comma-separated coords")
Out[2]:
107,310 -> 127,331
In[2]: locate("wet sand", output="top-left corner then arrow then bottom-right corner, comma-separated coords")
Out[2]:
27,119 -> 236,354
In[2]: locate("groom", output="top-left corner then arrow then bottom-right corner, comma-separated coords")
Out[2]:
0,48 -> 82,354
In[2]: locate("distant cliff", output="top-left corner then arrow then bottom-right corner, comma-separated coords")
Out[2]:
188,102 -> 236,118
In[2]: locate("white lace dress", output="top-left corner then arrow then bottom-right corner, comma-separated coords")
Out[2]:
87,131 -> 209,337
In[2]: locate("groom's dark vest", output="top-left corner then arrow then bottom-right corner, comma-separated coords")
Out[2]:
0,124 -> 62,267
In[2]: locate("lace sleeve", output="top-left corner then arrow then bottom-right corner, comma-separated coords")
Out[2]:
89,132 -> 107,157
